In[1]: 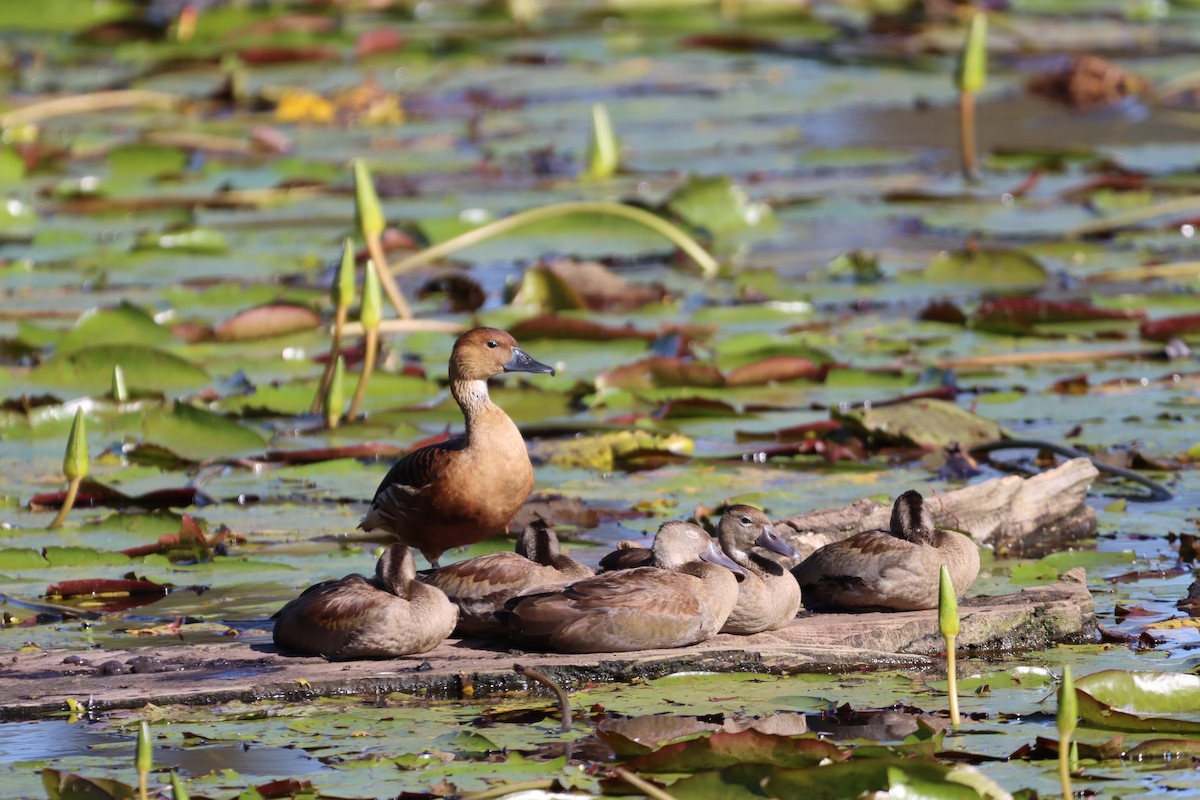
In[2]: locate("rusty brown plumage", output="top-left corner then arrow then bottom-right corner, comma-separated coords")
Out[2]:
359,328 -> 555,567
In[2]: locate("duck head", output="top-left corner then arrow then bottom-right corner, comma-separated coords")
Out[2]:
890,490 -> 936,545
450,327 -> 555,382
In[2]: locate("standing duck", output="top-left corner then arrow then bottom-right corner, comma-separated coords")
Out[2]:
792,490 -> 980,612
423,519 -> 593,637
500,521 -> 746,653
717,505 -> 802,634
359,328 -> 555,567
272,544 -> 457,659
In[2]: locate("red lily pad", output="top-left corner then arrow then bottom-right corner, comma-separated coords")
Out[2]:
726,356 -> 828,386
508,314 -> 658,342
29,479 -> 209,511
1141,313 -> 1200,343
214,303 -> 322,342
972,298 -> 1144,335
625,728 -> 847,772
596,357 -> 725,391
45,578 -> 171,598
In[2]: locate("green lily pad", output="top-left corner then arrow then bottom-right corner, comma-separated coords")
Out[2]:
142,402 -> 267,460
835,398 -> 1004,449
30,345 -> 209,392
55,302 -> 168,356
665,175 -> 776,236
923,248 -> 1048,286
1075,670 -> 1200,732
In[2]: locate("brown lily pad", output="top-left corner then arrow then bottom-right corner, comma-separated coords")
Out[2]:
214,303 -> 321,342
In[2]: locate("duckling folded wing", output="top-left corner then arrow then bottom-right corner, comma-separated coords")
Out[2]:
502,569 -> 710,653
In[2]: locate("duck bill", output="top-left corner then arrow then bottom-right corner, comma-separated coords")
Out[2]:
755,524 -> 797,558
504,347 -> 555,376
700,539 -> 747,579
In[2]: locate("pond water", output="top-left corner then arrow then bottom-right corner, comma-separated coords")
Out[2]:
1,0 -> 1200,798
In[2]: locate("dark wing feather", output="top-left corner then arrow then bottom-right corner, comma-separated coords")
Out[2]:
370,437 -> 467,503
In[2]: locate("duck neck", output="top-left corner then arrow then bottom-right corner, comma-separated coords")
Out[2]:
450,378 -> 494,442
717,533 -> 758,574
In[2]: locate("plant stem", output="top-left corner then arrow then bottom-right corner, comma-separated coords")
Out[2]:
365,233 -> 413,320
1058,732 -> 1073,800
342,318 -> 465,337
47,477 -> 81,530
346,327 -> 377,420
514,663 -> 573,733
1,90 -> 180,127
311,304 -> 347,414
946,633 -> 960,728
959,90 -> 977,180
612,766 -> 681,800
387,201 -> 721,279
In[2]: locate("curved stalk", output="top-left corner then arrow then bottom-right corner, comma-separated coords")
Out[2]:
365,232 -> 413,320
346,328 -> 377,420
47,477 -> 81,530
311,304 -> 347,414
2,90 -> 180,127
388,201 -> 721,278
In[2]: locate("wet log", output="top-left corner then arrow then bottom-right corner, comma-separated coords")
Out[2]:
778,457 -> 1099,559
0,571 -> 1093,721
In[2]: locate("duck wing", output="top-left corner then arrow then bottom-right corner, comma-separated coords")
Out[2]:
597,546 -> 653,572
360,438 -> 467,530
426,553 -> 539,600
793,530 -> 933,612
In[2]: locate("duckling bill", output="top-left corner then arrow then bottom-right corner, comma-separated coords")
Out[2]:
359,328 -> 555,567
792,490 -> 980,613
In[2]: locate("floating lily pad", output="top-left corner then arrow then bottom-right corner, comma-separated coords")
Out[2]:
923,248 -> 1048,286
142,402 -> 267,460
30,345 -> 209,392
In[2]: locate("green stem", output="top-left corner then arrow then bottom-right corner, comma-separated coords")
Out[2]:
959,90 -> 977,180
138,770 -> 149,800
946,633 -> 960,728
612,766 -> 681,800
346,327 -> 377,420
47,477 -> 81,530
388,201 -> 721,278
1066,193 -> 1200,237
366,233 -> 413,321
1058,731 -> 1073,800
311,304 -> 347,414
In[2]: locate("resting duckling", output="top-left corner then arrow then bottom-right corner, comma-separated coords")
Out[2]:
423,519 -> 592,637
717,505 -> 801,634
359,328 -> 555,567
500,520 -> 745,653
272,544 -> 457,659
792,490 -> 980,612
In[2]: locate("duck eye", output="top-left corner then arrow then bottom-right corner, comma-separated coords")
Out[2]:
740,516 -> 752,525
486,340 -> 498,349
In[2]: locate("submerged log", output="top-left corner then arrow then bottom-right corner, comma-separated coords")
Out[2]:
778,457 -> 1099,559
0,571 -> 1093,721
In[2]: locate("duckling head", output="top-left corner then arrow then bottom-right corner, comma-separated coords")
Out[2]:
653,520 -> 747,580
890,490 -> 936,545
719,504 -> 797,559
374,544 -> 418,596
516,518 -> 560,562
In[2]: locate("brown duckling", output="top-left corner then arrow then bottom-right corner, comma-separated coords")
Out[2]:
423,519 -> 593,637
500,520 -> 746,653
717,504 -> 801,634
359,328 -> 555,567
272,544 -> 457,659
792,490 -> 980,612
